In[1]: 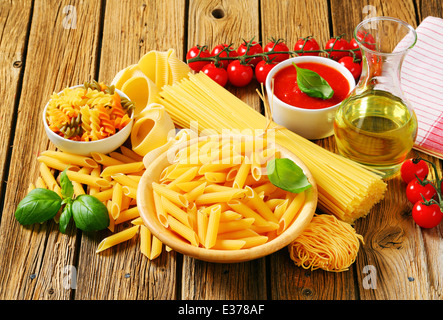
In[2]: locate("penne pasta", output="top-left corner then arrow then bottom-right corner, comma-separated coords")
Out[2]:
245,186 -> 278,223
232,157 -> 251,189
37,155 -> 80,172
204,205 -> 221,249
66,170 -> 111,188
217,217 -> 255,234
152,190 -> 168,227
111,182 -> 123,219
212,239 -> 246,250
167,215 -> 199,247
161,196 -> 191,227
101,161 -> 145,177
115,206 -> 140,224
122,185 -> 138,199
38,162 -> 59,190
96,225 -> 140,253
278,191 -> 306,235
150,236 -> 163,260
153,182 -> 189,207
111,173 -> 139,189
195,189 -> 245,205
91,152 -> 125,166
92,188 -> 113,202
120,145 -> 144,162
140,225 -> 152,258
197,210 -> 208,246
227,199 -> 271,227
40,150 -> 98,168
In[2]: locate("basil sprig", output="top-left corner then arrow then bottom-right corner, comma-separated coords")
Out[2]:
266,158 -> 312,193
15,169 -> 109,233
293,62 -> 334,100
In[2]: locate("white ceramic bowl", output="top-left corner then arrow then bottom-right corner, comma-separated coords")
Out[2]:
265,56 -> 355,140
43,85 -> 133,156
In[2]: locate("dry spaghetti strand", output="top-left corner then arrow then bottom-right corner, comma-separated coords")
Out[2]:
288,214 -> 364,272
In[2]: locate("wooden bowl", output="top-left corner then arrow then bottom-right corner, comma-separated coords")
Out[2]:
137,134 -> 318,263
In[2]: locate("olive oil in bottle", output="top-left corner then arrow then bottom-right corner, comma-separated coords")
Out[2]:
334,90 -> 417,177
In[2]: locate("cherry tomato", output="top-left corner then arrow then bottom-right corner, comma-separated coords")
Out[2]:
210,44 -> 238,69
400,158 -> 429,184
293,37 -> 320,56
356,30 -> 376,51
263,40 -> 289,62
338,56 -> 362,80
255,60 -> 277,84
237,41 -> 263,67
325,37 -> 350,61
349,38 -> 362,60
227,60 -> 253,87
406,179 -> 437,205
186,46 -> 211,72
412,201 -> 443,228
201,63 -> 228,87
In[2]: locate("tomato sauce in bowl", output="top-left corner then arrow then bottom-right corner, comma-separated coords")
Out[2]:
273,62 -> 350,109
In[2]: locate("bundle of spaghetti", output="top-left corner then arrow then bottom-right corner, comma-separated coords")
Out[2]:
158,72 -> 387,223
288,214 -> 364,272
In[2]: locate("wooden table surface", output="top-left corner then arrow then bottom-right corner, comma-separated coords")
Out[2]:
0,0 -> 442,301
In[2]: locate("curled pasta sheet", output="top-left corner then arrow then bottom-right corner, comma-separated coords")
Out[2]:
112,49 -> 190,158
112,49 -> 190,118
131,103 -> 175,157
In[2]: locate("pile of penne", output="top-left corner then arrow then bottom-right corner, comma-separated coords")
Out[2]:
151,136 -> 307,250
28,145 -> 164,260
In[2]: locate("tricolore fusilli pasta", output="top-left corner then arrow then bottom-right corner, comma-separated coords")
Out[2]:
46,81 -> 134,141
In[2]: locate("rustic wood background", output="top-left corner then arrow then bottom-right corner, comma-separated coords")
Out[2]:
0,0 -> 441,300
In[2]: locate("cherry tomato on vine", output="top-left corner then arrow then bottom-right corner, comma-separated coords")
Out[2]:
356,30 -> 376,51
338,56 -> 362,80
349,38 -> 362,60
263,40 -> 289,62
255,60 -> 277,84
227,60 -> 253,87
210,44 -> 238,69
201,63 -> 228,87
325,37 -> 350,61
237,41 -> 263,67
293,37 -> 320,56
186,46 -> 211,72
406,179 -> 437,205
400,158 -> 429,184
412,201 -> 443,228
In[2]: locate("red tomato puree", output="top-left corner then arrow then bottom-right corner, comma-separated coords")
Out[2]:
273,62 -> 350,109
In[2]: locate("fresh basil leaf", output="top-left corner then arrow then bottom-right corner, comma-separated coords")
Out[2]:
293,63 -> 334,100
60,168 -> 74,200
72,195 -> 110,232
59,202 -> 72,234
15,188 -> 62,225
266,158 -> 311,193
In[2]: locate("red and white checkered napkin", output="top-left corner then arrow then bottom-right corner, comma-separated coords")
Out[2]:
401,16 -> 443,159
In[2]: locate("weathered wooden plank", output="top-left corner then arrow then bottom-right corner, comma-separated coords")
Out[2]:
182,258 -> 267,299
261,0 -> 331,48
260,0 -> 359,300
329,0 -> 442,300
415,0 -> 443,22
181,0 -> 267,300
0,0 -> 32,213
0,0 -> 102,299
73,0 -> 186,300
